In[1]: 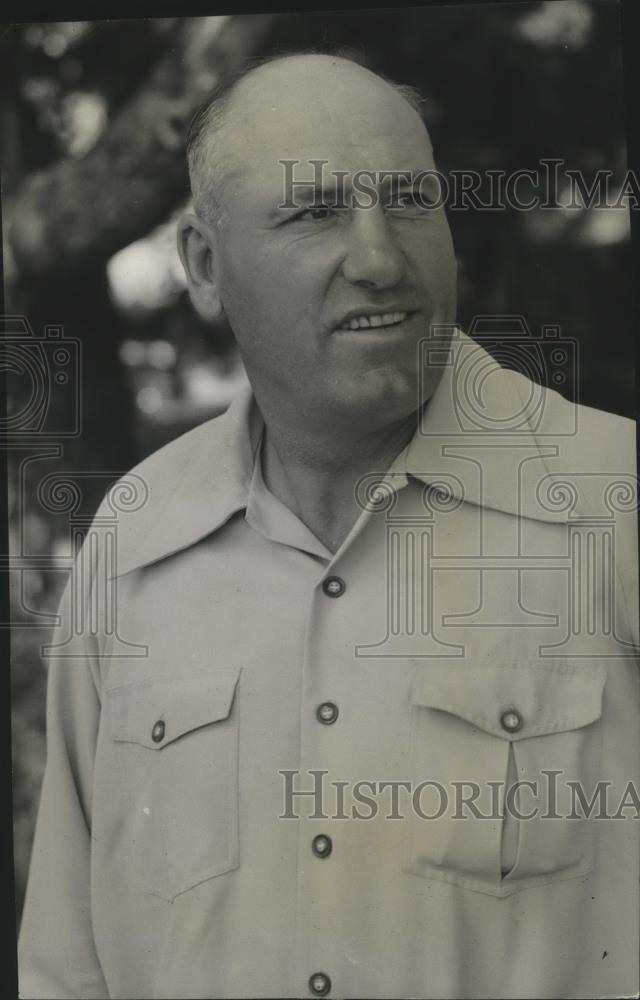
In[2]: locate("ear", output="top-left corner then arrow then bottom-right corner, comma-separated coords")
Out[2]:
177,212 -> 224,322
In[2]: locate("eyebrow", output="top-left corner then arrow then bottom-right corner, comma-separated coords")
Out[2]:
273,183 -> 348,214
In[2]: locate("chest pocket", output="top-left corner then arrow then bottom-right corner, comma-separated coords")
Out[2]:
402,660 -> 606,897
106,666 -> 241,902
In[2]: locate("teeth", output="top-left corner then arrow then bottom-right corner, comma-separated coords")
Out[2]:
341,311 -> 407,331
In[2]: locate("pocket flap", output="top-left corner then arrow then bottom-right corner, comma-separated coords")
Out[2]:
106,666 -> 241,749
411,661 -> 606,740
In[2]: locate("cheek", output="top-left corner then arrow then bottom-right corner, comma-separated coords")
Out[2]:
416,227 -> 456,269
403,213 -> 454,256
214,260 -> 317,369
216,250 -> 278,324
220,244 -> 325,330
412,236 -> 457,301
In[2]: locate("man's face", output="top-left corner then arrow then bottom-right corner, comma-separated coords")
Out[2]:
198,58 -> 457,430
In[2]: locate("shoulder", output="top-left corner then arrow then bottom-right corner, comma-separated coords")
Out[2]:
89,384 -> 255,581
126,410 -> 227,493
95,409 -> 228,522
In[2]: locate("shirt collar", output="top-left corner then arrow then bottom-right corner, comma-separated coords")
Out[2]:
402,328 -> 568,521
111,384 -> 258,578
111,330 -> 569,579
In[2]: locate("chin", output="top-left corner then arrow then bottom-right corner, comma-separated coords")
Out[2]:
332,368 -> 421,425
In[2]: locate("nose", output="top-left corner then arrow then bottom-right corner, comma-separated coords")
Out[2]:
341,206 -> 405,290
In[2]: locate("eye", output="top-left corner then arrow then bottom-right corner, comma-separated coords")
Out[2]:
388,175 -> 445,212
292,204 -> 336,222
388,190 -> 430,211
395,191 -> 416,207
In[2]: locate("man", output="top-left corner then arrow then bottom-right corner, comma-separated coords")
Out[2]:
18,53 -> 639,999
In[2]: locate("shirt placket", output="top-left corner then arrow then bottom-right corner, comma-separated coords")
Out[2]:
292,497 -> 396,1000
293,565 -> 351,1000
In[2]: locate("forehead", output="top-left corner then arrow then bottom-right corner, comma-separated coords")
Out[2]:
214,60 -> 435,194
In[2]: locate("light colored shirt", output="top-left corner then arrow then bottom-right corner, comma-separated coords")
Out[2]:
18,331 -> 640,999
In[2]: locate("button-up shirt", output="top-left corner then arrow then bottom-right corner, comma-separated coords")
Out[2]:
18,331 -> 640,999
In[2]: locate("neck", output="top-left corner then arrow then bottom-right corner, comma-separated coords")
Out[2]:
258,400 -> 418,554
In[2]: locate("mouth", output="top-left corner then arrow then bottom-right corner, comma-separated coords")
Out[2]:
335,310 -> 414,332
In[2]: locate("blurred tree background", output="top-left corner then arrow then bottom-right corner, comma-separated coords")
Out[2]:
3,0 -> 635,926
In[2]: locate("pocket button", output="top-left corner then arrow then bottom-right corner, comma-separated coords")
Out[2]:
309,972 -> 331,996
151,719 -> 166,743
500,709 -> 522,734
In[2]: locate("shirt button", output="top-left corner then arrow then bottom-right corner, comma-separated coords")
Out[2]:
311,834 -> 333,859
500,709 -> 522,733
316,702 -> 339,725
322,576 -> 345,598
308,972 -> 331,996
151,720 -> 165,743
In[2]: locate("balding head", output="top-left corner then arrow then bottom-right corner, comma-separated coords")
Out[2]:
187,52 -> 432,223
